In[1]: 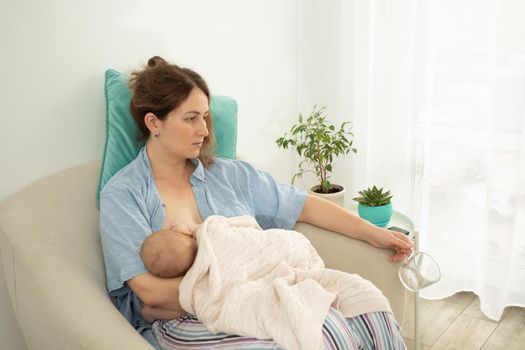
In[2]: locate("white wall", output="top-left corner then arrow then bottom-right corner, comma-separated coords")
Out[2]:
0,0 -> 300,202
0,0 -> 301,347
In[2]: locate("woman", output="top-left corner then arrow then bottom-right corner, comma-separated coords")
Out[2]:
99,56 -> 412,349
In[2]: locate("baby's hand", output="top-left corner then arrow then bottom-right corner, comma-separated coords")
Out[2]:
168,223 -> 180,231
169,223 -> 198,236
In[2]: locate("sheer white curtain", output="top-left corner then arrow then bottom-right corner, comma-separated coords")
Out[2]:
345,0 -> 417,215
344,0 -> 525,320
413,0 -> 525,321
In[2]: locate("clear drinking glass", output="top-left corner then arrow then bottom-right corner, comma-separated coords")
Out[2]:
398,251 -> 441,292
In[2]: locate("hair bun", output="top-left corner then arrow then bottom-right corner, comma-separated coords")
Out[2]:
147,56 -> 168,67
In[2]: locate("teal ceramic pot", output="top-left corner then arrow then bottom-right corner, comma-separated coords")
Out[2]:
357,203 -> 393,227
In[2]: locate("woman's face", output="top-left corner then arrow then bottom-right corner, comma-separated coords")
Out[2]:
156,87 -> 210,160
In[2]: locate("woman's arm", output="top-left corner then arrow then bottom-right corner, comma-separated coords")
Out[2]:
128,272 -> 186,320
297,194 -> 413,262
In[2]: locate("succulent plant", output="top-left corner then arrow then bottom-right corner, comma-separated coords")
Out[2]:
353,186 -> 393,207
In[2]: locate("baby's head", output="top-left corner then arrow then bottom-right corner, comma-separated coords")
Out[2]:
140,229 -> 197,278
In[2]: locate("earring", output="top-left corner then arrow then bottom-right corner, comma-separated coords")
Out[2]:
154,131 -> 160,138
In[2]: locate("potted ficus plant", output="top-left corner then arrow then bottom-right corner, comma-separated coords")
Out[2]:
353,186 -> 393,227
276,105 -> 357,206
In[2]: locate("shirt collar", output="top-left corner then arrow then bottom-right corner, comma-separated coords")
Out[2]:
140,147 -> 152,175
189,158 -> 206,183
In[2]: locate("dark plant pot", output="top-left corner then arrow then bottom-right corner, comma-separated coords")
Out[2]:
357,203 -> 393,227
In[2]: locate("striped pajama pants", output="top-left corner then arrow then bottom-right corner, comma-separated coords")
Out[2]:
152,307 -> 407,349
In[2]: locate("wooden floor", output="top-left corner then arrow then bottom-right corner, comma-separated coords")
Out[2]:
401,292 -> 525,349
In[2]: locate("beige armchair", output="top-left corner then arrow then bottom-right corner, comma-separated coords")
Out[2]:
0,162 -> 406,350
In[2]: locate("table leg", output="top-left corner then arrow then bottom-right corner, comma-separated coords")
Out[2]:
414,290 -> 420,350
413,230 -> 420,350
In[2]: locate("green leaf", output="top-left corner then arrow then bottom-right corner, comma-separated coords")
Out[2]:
353,185 -> 393,206
275,104 -> 357,187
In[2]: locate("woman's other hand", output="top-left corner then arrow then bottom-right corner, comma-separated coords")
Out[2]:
142,304 -> 186,322
128,272 -> 185,318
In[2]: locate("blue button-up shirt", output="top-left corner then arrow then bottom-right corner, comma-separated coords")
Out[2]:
99,147 -> 306,347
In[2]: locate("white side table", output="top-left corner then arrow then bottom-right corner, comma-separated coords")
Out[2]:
345,204 -> 420,350
345,204 -> 415,236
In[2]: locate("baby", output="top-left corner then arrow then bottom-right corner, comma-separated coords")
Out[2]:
140,224 -> 198,278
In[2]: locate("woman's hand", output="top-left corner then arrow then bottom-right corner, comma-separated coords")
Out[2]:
367,227 -> 414,262
142,304 -> 186,322
128,272 -> 185,319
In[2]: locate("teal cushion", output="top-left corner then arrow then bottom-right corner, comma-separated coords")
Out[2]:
97,69 -> 238,204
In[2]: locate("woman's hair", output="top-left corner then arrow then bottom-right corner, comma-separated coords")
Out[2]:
129,56 -> 215,167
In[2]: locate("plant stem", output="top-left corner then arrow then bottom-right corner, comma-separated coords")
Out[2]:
315,134 -> 326,192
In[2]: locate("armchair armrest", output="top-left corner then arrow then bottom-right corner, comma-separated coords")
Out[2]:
294,222 -> 406,323
13,243 -> 154,350
0,162 -> 154,350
